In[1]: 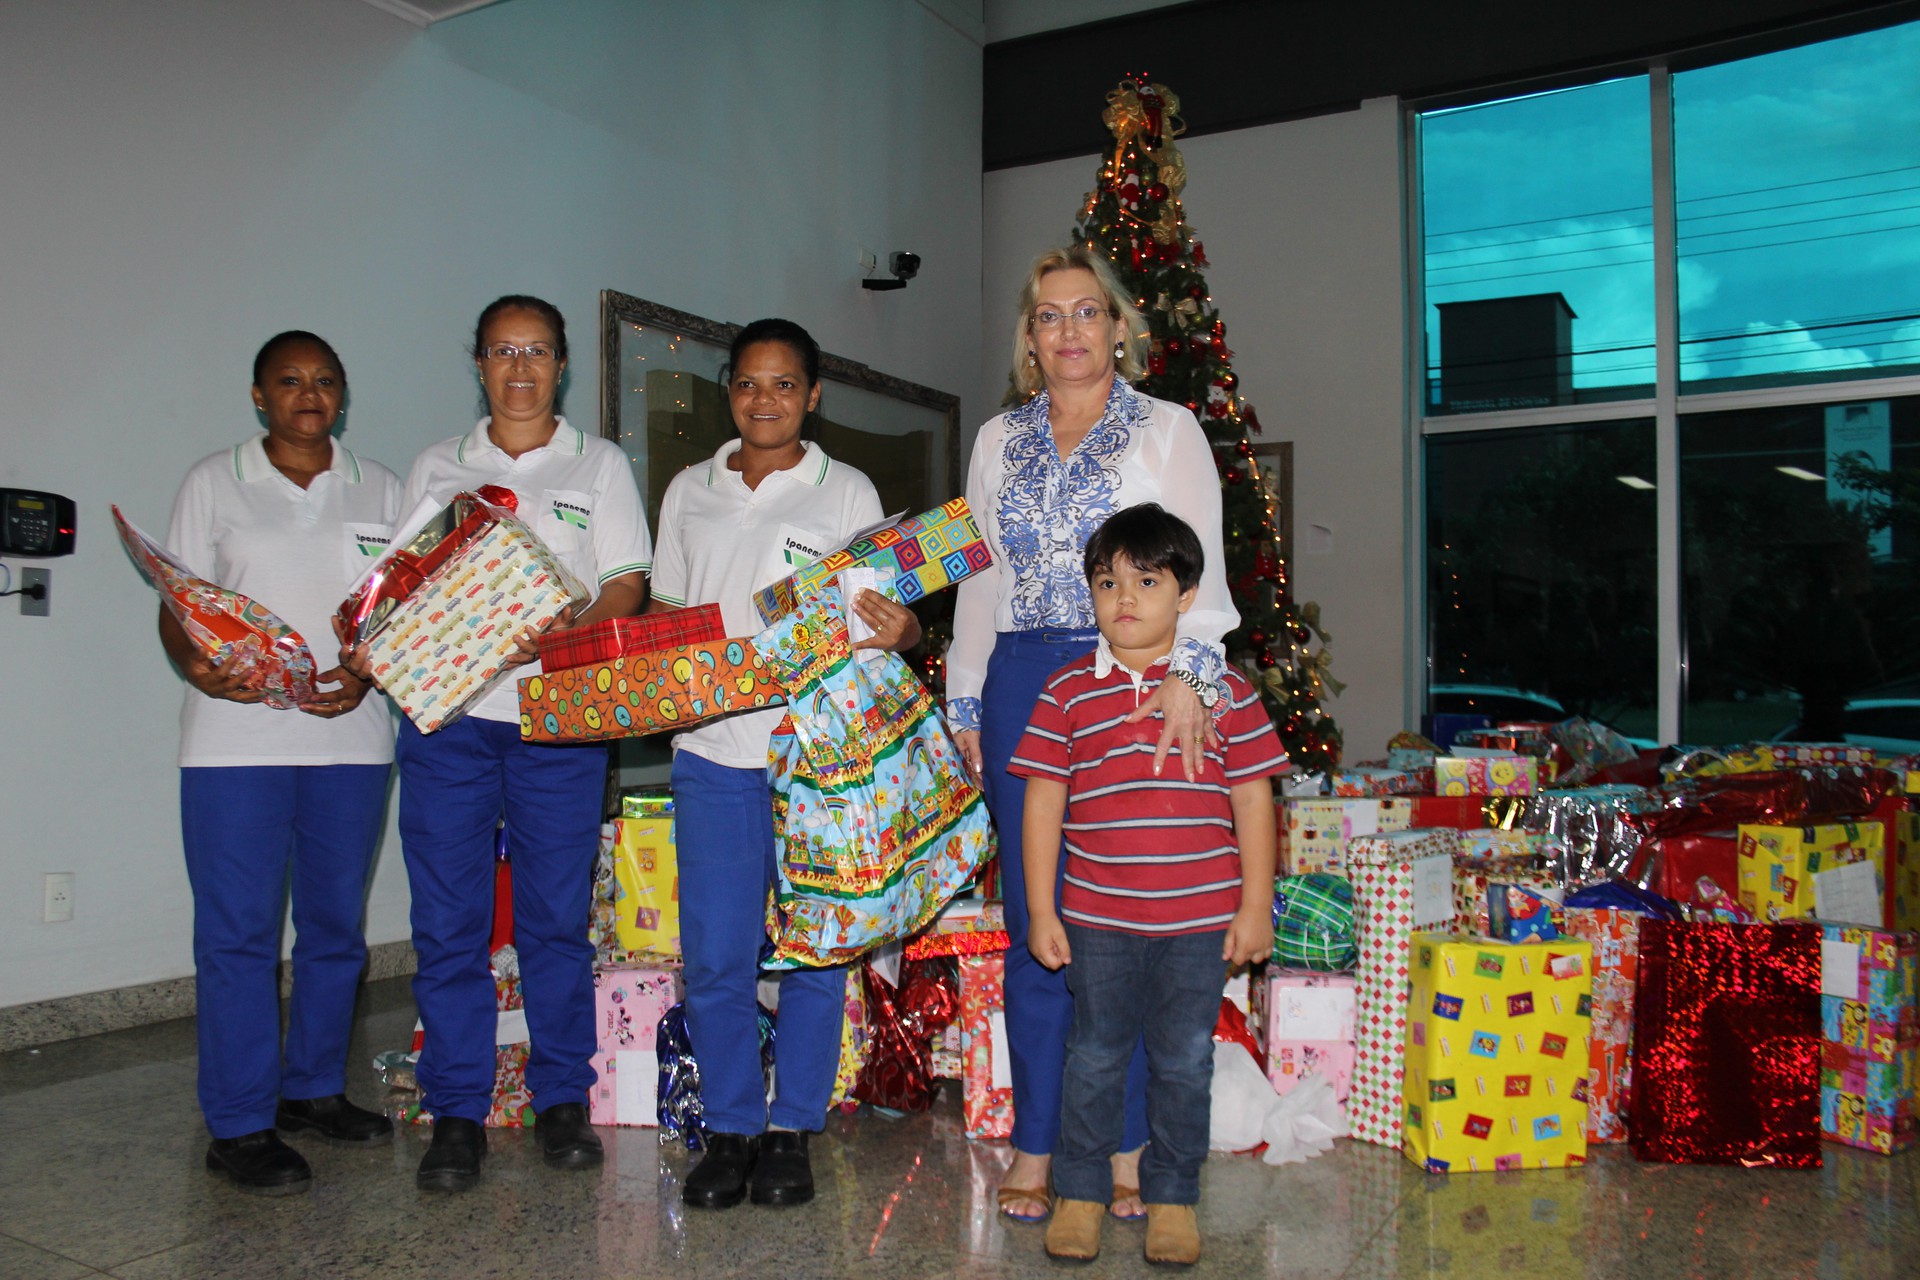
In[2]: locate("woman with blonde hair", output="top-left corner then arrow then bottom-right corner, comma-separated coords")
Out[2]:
948,246 -> 1239,1223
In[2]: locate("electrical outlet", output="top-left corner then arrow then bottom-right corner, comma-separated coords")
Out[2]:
43,872 -> 73,923
21,567 -> 50,617
858,248 -> 878,275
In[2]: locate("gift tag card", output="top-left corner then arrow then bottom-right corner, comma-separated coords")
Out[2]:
988,1010 -> 1013,1090
1821,938 -> 1861,999
1813,859 -> 1881,926
495,1007 -> 530,1047
1277,986 -> 1355,1041
1412,855 -> 1453,926
614,1048 -> 659,1123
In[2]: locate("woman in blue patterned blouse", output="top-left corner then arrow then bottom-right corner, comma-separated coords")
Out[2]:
948,246 -> 1239,1223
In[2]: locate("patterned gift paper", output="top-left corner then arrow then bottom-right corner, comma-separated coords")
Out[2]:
1331,767 -> 1427,797
404,947 -> 534,1128
1562,907 -> 1644,1143
1819,922 -> 1919,1154
1401,934 -> 1593,1173
959,952 -> 1013,1140
751,497 -> 991,627
589,964 -> 683,1126
830,963 -> 874,1107
519,636 -> 783,743
613,813 -> 680,957
1456,829 -> 1549,864
1691,742 -> 1877,776
1894,810 -> 1920,932
1451,854 -> 1563,937
367,517 -> 585,733
1348,828 -> 1461,1147
1283,798 -> 1414,876
1735,821 -> 1887,923
534,602 -> 725,672
1435,756 -> 1539,797
1250,969 -> 1358,1101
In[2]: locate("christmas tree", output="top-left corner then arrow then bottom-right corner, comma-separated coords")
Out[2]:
1072,79 -> 1344,775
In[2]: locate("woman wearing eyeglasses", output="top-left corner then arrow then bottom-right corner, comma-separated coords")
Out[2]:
388,294 -> 651,1192
946,248 -> 1239,1224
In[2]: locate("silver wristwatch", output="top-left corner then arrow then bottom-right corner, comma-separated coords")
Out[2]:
1169,667 -> 1220,710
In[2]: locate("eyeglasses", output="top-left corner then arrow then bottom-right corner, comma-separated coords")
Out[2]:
1030,305 -> 1108,329
482,343 -> 557,363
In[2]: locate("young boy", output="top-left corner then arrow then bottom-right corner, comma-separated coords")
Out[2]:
1009,503 -> 1286,1266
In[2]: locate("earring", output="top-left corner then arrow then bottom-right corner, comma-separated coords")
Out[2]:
1026,352 -> 1037,367
1114,341 -> 1125,360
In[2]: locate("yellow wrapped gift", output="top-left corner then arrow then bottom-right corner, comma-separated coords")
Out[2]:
1402,934 -> 1593,1173
612,811 -> 680,957
1894,811 -> 1920,933
1735,821 -> 1886,923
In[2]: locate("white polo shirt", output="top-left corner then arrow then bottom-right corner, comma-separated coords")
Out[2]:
398,416 -> 653,724
167,435 -> 404,767
652,440 -> 883,769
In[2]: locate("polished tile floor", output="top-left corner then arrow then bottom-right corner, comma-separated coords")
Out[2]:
0,976 -> 1912,1278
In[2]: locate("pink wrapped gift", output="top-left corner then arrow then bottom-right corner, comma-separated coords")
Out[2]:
1282,798 -> 1413,876
589,963 -> 683,1127
1434,755 -> 1539,797
959,952 -> 1013,1140
1250,968 -> 1357,1101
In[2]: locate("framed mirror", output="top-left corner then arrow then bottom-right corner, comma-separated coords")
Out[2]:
600,290 -> 962,529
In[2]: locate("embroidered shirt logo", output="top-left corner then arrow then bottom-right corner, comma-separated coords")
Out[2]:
552,498 -> 590,531
353,532 -> 389,556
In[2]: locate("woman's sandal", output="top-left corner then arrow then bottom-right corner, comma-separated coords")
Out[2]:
997,1184 -> 1053,1224
1109,1184 -> 1147,1222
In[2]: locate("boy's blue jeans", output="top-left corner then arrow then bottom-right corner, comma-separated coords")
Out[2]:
1055,923 -> 1226,1206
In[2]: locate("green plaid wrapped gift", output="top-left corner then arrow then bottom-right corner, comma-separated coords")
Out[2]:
1272,872 -> 1358,971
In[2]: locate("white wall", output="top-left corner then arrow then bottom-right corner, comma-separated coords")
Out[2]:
981,98 -> 1411,760
0,0 -> 983,1008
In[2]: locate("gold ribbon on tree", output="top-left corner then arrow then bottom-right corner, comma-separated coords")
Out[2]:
1100,80 -> 1190,234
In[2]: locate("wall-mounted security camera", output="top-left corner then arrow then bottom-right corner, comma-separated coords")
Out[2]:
862,251 -> 921,291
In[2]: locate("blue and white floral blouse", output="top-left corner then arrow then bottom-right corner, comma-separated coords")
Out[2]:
946,377 -> 1237,732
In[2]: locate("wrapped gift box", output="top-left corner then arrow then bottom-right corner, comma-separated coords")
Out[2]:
519,636 -> 783,743
404,945 -> 534,1128
1452,854 -> 1563,937
364,516 -> 585,732
535,602 -> 725,672
1401,934 -> 1594,1172
1630,921 -> 1822,1167
1735,821 -> 1887,923
751,497 -> 991,626
1820,922 -> 1919,1154
1456,829 -> 1550,864
612,807 -> 680,958
1347,828 -> 1460,1146
1250,968 -> 1357,1101
1689,742 -> 1877,776
903,897 -> 1009,961
1893,810 -> 1920,933
589,963 -> 684,1127
1283,798 -> 1414,876
1647,831 -> 1739,903
1561,906 -> 1644,1144
1410,795 -> 1493,831
959,951 -> 1013,1140
1435,755 -> 1539,797
1331,767 -> 1427,798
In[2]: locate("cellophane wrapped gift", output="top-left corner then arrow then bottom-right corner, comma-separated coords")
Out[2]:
114,506 -> 316,707
1272,872 -> 1358,971
1735,821 -> 1886,923
400,945 -> 534,1128
655,1000 -> 774,1150
750,497 -> 991,627
1514,784 -> 1649,886
534,601 -> 725,671
1551,716 -> 1640,786
959,952 -> 1014,1140
1435,755 -> 1539,797
1282,798 -> 1413,876
1347,828 -> 1460,1146
589,963 -> 683,1126
756,580 -> 991,968
345,490 -> 587,732
1401,934 -> 1594,1172
1819,922 -> 1918,1153
1452,854 -> 1563,937
1250,968 -> 1357,1101
1561,906 -> 1644,1143
611,798 -> 680,958
1896,809 -> 1920,932
518,635 -> 784,742
1629,920 -> 1822,1168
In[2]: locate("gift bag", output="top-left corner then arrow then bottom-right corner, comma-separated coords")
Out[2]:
756,582 -> 993,968
850,961 -> 939,1112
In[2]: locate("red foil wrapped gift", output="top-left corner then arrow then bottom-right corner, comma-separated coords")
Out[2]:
1630,920 -> 1822,1168
850,963 -> 937,1113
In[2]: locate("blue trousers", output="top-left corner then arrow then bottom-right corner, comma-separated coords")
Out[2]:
672,750 -> 847,1134
180,764 -> 389,1139
980,628 -> 1149,1157
1056,925 -> 1225,1206
397,716 -> 605,1123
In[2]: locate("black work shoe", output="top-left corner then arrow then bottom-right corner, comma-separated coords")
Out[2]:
205,1129 -> 312,1196
750,1129 -> 815,1207
276,1093 -> 395,1146
682,1132 -> 759,1209
416,1116 -> 486,1193
535,1102 -> 604,1171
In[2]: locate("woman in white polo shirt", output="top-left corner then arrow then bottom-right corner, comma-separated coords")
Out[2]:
650,318 -> 921,1211
163,330 -> 403,1195
392,295 -> 651,1194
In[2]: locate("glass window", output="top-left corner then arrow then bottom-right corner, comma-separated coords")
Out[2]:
1427,420 -> 1658,738
1674,23 -> 1920,392
1681,394 -> 1920,745
1420,78 -> 1654,414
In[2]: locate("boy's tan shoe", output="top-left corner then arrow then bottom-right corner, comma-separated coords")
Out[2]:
1045,1197 -> 1106,1260
1144,1203 -> 1201,1265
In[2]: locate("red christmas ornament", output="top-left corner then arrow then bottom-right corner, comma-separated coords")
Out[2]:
1130,242 -> 1145,271
1260,651 -> 1280,670
1212,320 -> 1225,339
1191,241 -> 1209,268
1188,285 -> 1205,299
1224,463 -> 1243,481
1148,352 -> 1167,376
1291,623 -> 1311,643
1222,371 -> 1239,390
1160,241 -> 1181,262
1284,715 -> 1301,734
1165,337 -> 1184,356
1235,438 -> 1254,458
1146,181 -> 1169,202
1185,400 -> 1201,413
